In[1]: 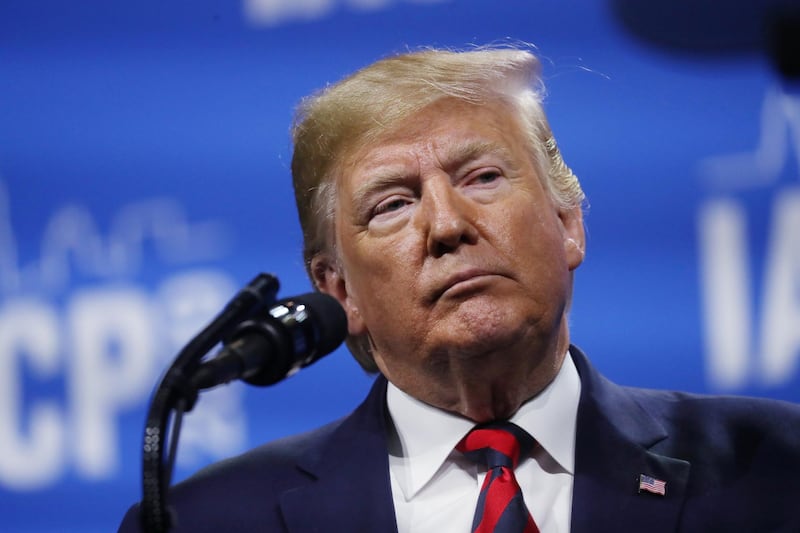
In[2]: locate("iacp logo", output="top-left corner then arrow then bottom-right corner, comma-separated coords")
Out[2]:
697,85 -> 800,391
0,182 -> 246,491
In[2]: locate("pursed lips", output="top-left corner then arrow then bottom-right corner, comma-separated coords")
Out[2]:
431,268 -> 502,301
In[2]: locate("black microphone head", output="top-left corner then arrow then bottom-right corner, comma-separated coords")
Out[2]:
280,291 -> 348,358
232,291 -> 348,387
192,289 -> 348,390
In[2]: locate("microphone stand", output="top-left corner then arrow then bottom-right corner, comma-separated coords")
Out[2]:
139,273 -> 280,533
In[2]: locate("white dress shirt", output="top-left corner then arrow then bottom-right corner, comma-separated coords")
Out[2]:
386,351 -> 581,533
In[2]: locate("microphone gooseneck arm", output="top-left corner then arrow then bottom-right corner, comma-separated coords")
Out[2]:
140,273 -> 280,533
138,275 -> 348,533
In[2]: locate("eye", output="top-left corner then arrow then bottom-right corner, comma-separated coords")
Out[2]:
474,170 -> 500,184
372,196 -> 410,217
466,169 -> 503,186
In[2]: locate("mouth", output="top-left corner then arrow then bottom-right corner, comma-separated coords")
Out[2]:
432,269 -> 500,301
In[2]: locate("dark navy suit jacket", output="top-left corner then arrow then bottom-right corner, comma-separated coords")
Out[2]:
119,347 -> 800,532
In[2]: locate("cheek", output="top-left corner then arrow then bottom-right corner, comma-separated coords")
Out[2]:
503,206 -> 570,287
499,199 -> 560,250
348,232 -> 421,280
340,236 -> 421,315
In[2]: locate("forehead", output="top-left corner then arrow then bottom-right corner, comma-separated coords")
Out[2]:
339,98 -> 530,176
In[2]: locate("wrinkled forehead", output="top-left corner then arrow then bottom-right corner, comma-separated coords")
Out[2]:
334,97 -> 526,183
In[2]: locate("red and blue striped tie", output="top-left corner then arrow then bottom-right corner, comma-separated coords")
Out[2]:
457,422 -> 539,533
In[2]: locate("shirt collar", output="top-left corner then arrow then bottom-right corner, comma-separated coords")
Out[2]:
386,350 -> 581,499
509,350 -> 580,475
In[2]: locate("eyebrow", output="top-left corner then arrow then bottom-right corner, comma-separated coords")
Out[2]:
442,140 -> 516,171
350,169 -> 412,221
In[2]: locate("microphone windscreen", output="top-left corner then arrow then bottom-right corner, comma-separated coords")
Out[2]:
282,292 -> 348,357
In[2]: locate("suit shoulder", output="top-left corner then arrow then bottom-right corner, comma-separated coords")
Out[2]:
624,385 -> 800,454
183,415 -> 346,486
626,386 -> 800,423
117,417 -> 350,533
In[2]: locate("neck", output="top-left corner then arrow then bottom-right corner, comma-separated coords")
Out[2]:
445,342 -> 568,422
383,321 -> 571,423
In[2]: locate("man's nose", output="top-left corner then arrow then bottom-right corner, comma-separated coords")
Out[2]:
421,178 -> 479,257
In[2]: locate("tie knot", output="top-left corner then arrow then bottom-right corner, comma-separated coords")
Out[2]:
456,421 -> 535,470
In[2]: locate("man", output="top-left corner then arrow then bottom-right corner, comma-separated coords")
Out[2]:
119,47 -> 800,532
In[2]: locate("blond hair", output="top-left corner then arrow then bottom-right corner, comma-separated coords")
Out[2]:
291,46 -> 585,371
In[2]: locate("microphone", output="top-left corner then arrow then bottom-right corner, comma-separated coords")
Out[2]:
190,292 -> 347,390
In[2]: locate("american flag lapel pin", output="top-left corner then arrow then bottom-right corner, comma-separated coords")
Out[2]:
638,474 -> 667,496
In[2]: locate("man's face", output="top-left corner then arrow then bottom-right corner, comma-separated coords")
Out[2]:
317,97 -> 584,400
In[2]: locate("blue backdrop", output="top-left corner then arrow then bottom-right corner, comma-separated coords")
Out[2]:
1,1 -> 799,531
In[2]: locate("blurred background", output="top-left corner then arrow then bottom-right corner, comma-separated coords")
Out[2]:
1,0 -> 798,531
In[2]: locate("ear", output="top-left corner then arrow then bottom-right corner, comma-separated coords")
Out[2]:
310,253 -> 367,336
559,206 -> 585,271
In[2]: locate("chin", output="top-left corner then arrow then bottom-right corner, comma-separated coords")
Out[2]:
439,306 -> 529,355
444,293 -> 560,350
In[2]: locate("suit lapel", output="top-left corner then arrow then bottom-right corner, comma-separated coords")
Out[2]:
570,347 -> 690,533
279,377 -> 399,533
